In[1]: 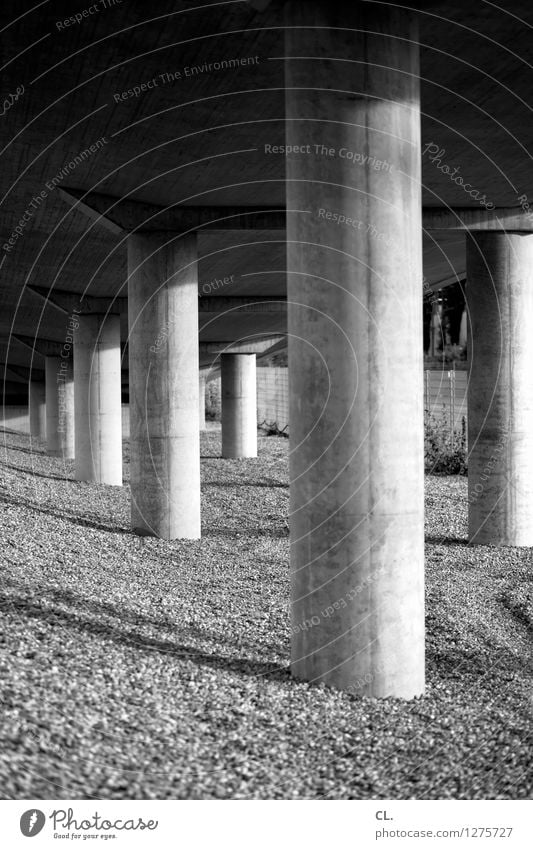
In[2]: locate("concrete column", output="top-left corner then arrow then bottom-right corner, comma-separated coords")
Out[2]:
45,356 -> 74,458
199,373 -> 206,430
466,231 -> 533,545
221,354 -> 257,458
128,232 -> 201,539
285,1 -> 424,698
29,380 -> 46,439
430,300 -> 444,357
459,305 -> 468,351
74,314 -> 122,485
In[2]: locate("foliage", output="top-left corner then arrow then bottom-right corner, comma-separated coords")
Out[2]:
425,411 -> 467,475
258,420 -> 289,438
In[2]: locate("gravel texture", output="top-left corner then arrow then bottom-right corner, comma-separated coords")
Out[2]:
0,427 -> 531,800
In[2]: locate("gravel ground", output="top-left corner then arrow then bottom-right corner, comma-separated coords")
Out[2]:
0,427 -> 531,800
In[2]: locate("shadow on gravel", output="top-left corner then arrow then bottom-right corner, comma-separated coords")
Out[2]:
204,480 -> 288,489
425,535 -> 468,546
0,583 -> 290,683
427,641 -> 530,681
1,576 -> 291,657
0,440 -> 48,456
1,463 -> 73,482
0,491 -> 130,535
498,592 -> 533,638
202,525 -> 289,539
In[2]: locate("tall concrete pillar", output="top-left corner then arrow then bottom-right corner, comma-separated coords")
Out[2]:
128,232 -> 201,539
199,373 -> 206,430
45,356 -> 74,458
285,1 -> 424,698
221,354 -> 257,458
459,305 -> 468,351
29,380 -> 46,439
430,299 -> 444,357
74,314 -> 122,485
466,231 -> 533,545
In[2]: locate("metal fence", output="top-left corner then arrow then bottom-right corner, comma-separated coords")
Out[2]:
0,370 -> 467,440
257,367 -> 289,432
425,368 -> 468,438
256,367 -> 468,438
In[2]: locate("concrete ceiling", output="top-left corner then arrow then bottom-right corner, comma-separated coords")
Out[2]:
1,0 -> 532,389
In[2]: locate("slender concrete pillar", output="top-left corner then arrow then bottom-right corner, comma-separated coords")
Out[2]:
128,232 -> 201,539
430,300 -> 444,357
199,373 -> 207,430
221,354 -> 257,458
466,231 -> 533,545
45,356 -> 74,458
285,1 -> 424,698
459,305 -> 468,351
29,380 -> 46,439
74,314 -> 122,485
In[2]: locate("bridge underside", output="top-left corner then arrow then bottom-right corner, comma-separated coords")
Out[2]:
1,0 -> 532,698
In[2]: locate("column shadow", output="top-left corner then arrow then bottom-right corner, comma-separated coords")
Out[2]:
425,535 -> 469,546
1,462 -> 73,482
0,491 -> 130,535
0,579 -> 290,683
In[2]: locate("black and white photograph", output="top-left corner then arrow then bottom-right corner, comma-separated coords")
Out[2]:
0,0 -> 531,844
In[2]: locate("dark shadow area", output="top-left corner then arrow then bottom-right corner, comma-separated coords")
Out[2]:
0,440 -> 48,456
0,584 -> 290,684
204,480 -> 288,489
0,575 -> 292,658
0,491 -> 130,535
498,592 -> 533,638
427,642 -> 531,679
1,462 -> 73,482
202,525 -> 289,539
425,535 -> 468,546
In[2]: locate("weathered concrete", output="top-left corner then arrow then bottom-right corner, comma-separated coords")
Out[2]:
459,306 -> 468,350
2,2 -> 532,420
199,374 -> 207,430
45,356 -> 74,458
466,231 -> 533,545
29,381 -> 46,439
74,314 -> 122,485
424,206 -> 533,231
128,232 -> 201,539
285,1 -> 424,698
221,354 -> 257,458
59,188 -> 287,233
28,284 -> 125,317
430,300 -> 444,357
